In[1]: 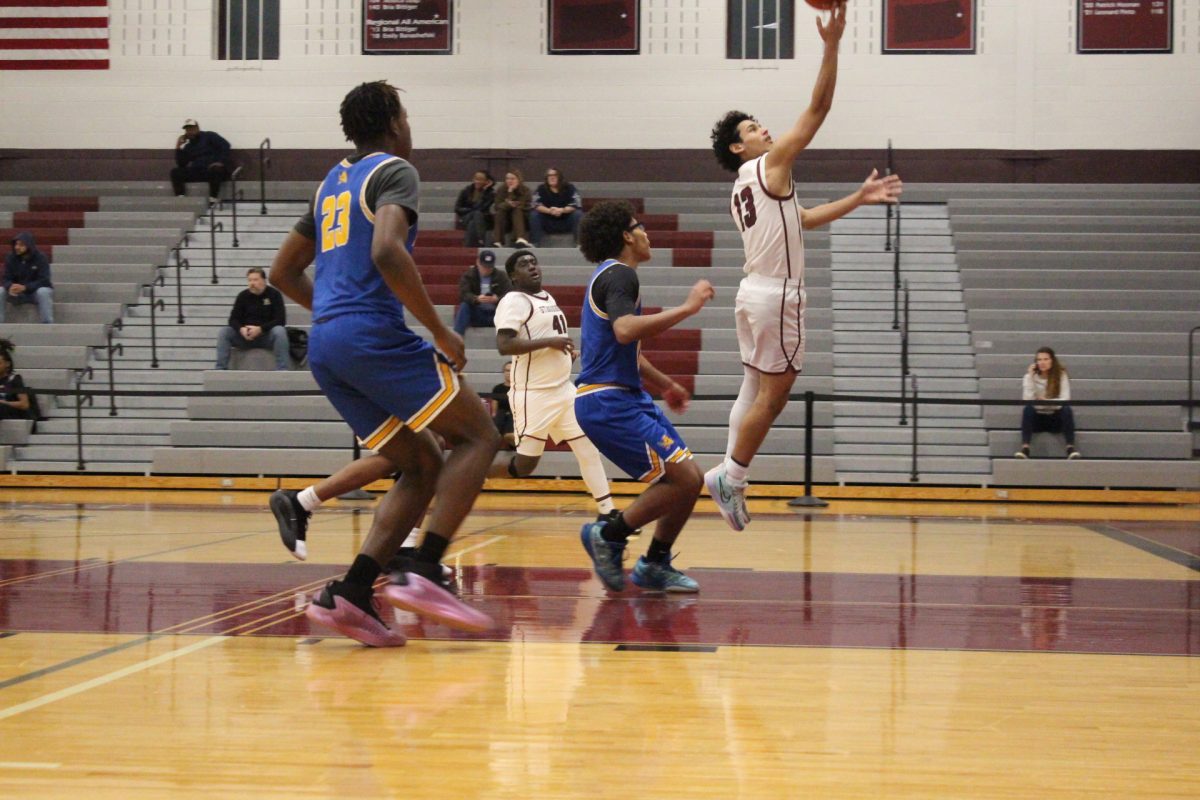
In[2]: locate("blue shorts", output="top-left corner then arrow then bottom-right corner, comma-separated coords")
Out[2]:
309,313 -> 460,450
574,385 -> 691,483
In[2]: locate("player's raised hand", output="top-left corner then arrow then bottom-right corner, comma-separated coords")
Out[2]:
685,279 -> 716,313
434,329 -> 468,371
859,169 -> 903,205
816,1 -> 847,44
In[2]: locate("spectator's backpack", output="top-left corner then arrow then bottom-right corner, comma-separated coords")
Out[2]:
286,327 -> 309,366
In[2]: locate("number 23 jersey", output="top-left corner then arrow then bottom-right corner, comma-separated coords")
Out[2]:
731,154 -> 806,283
494,290 -> 572,390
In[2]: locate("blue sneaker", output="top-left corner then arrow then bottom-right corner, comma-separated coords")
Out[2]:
630,555 -> 699,593
580,521 -> 626,591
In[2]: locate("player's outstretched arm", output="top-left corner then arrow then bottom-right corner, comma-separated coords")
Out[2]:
611,280 -> 715,345
269,230 -> 317,310
373,203 -> 466,370
496,329 -> 575,357
801,169 -> 903,230
763,1 -> 846,192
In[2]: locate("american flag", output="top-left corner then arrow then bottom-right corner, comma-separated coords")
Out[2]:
0,0 -> 109,70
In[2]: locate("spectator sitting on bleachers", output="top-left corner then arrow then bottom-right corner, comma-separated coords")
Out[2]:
492,169 -> 533,248
1,233 -> 54,324
491,361 -> 517,449
1016,346 -> 1081,459
171,118 -> 231,204
454,169 -> 496,247
530,167 -> 582,246
453,249 -> 511,335
215,268 -> 289,370
0,338 -> 41,424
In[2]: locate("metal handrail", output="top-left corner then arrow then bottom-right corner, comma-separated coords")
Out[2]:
258,137 -> 271,215
228,164 -> 245,247
899,282 -> 910,425
787,390 -> 829,508
909,374 -> 919,483
1189,325 -> 1200,432
884,139 -> 894,252
143,276 -> 166,368
105,318 -> 123,417
172,247 -> 190,324
209,212 -> 223,284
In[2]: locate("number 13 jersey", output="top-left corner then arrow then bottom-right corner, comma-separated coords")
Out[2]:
731,155 -> 806,283
494,290 -> 573,390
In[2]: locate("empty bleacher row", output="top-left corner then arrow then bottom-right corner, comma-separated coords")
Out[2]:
0,180 -> 1196,490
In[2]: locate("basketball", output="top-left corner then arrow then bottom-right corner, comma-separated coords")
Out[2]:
804,0 -> 841,10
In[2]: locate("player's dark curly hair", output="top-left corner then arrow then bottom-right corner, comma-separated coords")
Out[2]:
504,249 -> 535,275
711,110 -> 753,173
578,200 -> 636,264
339,80 -> 404,145
0,338 -> 14,371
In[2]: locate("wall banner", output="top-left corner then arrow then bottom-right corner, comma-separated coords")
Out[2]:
883,0 -> 976,54
1078,0 -> 1172,54
363,0 -> 453,55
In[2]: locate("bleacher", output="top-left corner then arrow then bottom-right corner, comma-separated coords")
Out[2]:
1,179 -> 1196,490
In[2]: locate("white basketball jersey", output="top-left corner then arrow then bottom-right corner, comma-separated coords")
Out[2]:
493,290 -> 572,390
730,155 -> 806,282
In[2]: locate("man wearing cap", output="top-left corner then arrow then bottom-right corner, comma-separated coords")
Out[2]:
453,249 -> 511,336
171,119 -> 232,203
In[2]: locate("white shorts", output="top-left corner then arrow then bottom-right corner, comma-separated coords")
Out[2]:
735,272 -> 806,374
511,381 -> 586,457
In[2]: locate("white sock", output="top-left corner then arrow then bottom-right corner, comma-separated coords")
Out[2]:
569,438 -> 614,514
724,458 -> 749,486
297,486 -> 322,512
722,366 -> 758,486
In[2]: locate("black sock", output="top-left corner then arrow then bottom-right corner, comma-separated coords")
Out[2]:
418,532 -> 450,564
507,456 -> 521,478
601,512 -> 633,543
344,553 -> 382,587
646,537 -> 673,564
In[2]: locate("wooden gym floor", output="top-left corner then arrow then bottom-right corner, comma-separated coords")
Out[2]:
0,488 -> 1197,798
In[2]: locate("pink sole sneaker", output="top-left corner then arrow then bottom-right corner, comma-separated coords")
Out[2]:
304,594 -> 407,647
381,573 -> 494,633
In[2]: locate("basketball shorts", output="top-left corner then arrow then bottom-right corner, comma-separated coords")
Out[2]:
735,273 -> 806,374
512,380 -> 586,457
309,313 -> 460,451
574,385 -> 692,483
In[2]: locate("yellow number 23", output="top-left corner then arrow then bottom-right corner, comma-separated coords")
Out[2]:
320,191 -> 351,252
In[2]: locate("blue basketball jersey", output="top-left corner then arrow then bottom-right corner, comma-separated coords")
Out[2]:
311,152 -> 419,322
577,259 -> 642,390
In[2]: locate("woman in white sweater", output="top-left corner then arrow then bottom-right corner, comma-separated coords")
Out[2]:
1016,347 -> 1081,459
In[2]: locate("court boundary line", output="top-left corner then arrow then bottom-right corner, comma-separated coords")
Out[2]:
1084,523 -> 1200,572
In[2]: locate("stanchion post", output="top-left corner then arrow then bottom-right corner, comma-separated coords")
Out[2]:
338,434 -> 374,500
884,138 -> 894,252
73,383 -> 92,471
788,391 -> 829,508
909,375 -> 920,483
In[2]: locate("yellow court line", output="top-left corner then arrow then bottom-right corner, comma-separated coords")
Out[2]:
159,575 -> 334,635
234,610 -> 307,637
0,635 -> 227,722
0,762 -> 62,770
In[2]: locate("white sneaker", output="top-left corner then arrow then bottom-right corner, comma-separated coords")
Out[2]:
704,465 -> 751,532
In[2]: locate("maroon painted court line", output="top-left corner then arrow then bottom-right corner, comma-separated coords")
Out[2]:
2,560 -> 1197,657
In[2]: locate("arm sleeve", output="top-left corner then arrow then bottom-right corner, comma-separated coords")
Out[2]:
1021,373 -> 1035,401
228,291 -> 247,329
365,159 -> 420,227
454,186 -> 472,217
598,265 -> 639,321
459,271 -> 477,305
493,293 -> 529,333
294,193 -> 317,240
28,255 -> 51,291
264,288 -> 286,331
1057,374 -> 1071,403
212,133 -> 232,161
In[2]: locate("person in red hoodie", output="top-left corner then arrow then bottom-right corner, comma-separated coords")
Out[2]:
1,232 -> 54,324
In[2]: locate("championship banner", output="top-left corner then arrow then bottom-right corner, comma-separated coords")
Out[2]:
1078,0 -> 1172,53
549,0 -> 639,55
883,0 -> 975,54
363,0 -> 452,55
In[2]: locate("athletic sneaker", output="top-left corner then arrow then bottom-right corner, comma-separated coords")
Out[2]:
1066,448 -> 1082,460
630,555 -> 699,593
381,558 -> 494,633
389,528 -> 453,579
304,580 -> 406,647
270,489 -> 311,560
1014,447 -> 1030,459
580,521 -> 627,592
704,465 -> 750,532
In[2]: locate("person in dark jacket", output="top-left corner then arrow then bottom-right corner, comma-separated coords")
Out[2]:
454,170 -> 496,247
171,119 -> 232,203
0,338 -> 41,424
530,167 -> 583,245
1,232 -> 54,324
215,268 -> 289,370
453,249 -> 511,335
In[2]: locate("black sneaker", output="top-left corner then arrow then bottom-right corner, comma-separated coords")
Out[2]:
386,548 -> 454,580
270,489 -> 311,560
598,508 -> 642,536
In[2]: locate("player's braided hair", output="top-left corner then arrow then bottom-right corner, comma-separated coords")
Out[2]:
711,110 -> 753,173
578,200 -> 636,264
339,80 -> 404,145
